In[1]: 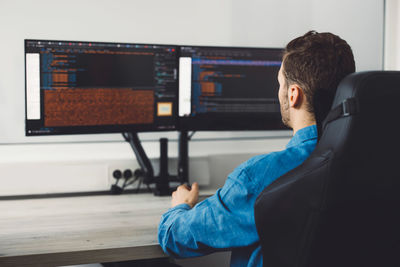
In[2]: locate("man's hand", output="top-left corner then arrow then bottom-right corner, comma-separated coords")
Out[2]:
171,182 -> 199,208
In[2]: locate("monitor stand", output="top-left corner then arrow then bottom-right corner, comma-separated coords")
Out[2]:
123,132 -> 155,185
112,131 -> 190,196
178,130 -> 189,184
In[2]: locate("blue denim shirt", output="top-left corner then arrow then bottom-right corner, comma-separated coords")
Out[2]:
158,125 -> 318,267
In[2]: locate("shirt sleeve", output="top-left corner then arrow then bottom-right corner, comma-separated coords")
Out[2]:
157,167 -> 260,258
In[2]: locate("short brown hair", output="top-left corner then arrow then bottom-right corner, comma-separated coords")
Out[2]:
283,31 -> 355,137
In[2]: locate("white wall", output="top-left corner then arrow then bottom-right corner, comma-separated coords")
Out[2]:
385,0 -> 400,70
231,0 -> 384,71
0,0 -> 385,197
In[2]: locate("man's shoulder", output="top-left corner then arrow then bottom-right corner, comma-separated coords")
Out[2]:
240,150 -> 288,170
228,150 -> 288,183
228,144 -> 315,191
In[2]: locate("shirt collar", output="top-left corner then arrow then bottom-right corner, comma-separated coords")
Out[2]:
286,124 -> 318,149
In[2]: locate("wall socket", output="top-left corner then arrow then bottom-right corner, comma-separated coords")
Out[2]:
107,159 -> 140,187
107,156 -> 211,189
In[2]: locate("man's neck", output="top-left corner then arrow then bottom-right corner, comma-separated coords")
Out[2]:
291,112 -> 316,135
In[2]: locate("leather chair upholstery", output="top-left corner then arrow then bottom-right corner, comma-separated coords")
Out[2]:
254,71 -> 400,267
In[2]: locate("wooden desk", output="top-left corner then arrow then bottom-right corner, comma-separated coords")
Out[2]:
0,193 -> 179,267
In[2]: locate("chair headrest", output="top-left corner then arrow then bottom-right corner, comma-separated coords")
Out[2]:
334,71 -> 400,104
318,71 -> 400,156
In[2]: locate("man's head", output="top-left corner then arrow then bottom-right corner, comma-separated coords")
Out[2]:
278,31 -> 355,136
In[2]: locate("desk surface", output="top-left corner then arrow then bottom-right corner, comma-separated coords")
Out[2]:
0,192 -> 198,267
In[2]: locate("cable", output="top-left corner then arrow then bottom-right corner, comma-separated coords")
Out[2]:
188,131 -> 196,140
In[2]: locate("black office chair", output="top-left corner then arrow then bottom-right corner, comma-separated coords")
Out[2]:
254,71 -> 400,267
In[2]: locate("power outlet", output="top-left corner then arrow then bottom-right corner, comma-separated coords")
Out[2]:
107,160 -> 140,188
107,156 -> 212,190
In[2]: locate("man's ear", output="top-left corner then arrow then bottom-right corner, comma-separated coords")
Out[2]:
288,84 -> 303,108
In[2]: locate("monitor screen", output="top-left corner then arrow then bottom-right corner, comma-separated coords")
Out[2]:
178,46 -> 285,130
25,40 -> 178,136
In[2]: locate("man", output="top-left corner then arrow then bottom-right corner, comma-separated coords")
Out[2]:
158,31 -> 356,267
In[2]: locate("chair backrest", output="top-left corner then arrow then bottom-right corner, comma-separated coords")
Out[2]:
254,71 -> 400,267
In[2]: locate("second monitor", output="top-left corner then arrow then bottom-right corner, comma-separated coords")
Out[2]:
178,46 -> 285,131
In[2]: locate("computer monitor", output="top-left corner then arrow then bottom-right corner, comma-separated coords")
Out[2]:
25,39 -> 178,136
178,46 -> 285,131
